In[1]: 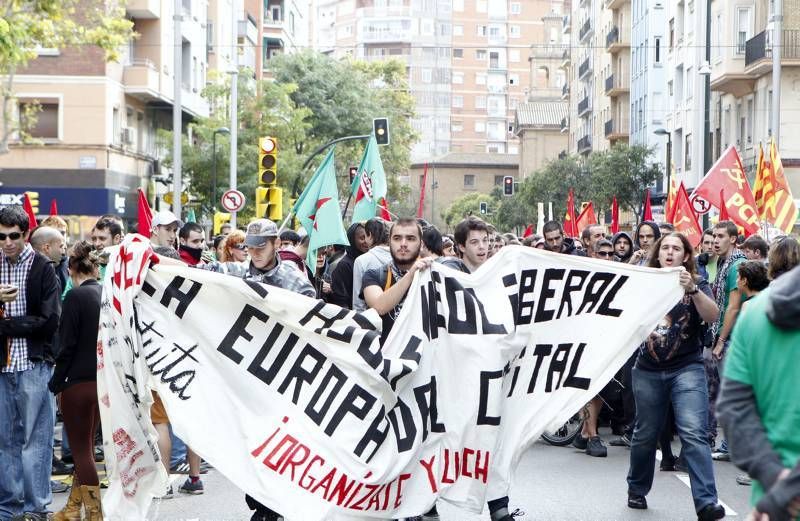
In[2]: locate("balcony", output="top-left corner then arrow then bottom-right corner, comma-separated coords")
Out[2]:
562,83 -> 569,99
561,48 -> 571,69
563,15 -> 570,34
605,0 -> 629,9
578,57 -> 591,79
577,135 -> 592,154
122,59 -> 162,102
579,19 -> 593,43
606,26 -> 629,53
577,96 -> 591,117
126,0 -> 160,18
560,117 -> 569,133
745,30 -> 800,77
579,0 -> 589,7
605,74 -> 629,96
604,118 -> 629,142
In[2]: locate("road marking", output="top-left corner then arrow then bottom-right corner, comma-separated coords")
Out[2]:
675,474 -> 738,516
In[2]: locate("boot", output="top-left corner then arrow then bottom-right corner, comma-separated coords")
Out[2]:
80,485 -> 103,521
52,483 -> 82,521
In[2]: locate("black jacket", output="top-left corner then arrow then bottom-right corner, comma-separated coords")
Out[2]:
329,223 -> 366,309
49,279 -> 102,393
560,237 -> 587,256
0,252 -> 61,365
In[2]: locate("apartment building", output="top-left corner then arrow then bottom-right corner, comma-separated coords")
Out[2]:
261,0 -> 311,77
602,0 -> 631,149
1,0 -> 213,229
709,0 -> 800,195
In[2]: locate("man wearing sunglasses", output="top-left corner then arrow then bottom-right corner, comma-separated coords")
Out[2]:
0,205 -> 62,521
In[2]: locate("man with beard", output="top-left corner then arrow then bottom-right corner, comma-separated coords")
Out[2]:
542,221 -> 586,256
612,231 -> 634,263
629,221 -> 661,265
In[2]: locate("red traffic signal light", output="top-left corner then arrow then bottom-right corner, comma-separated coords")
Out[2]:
503,176 -> 514,196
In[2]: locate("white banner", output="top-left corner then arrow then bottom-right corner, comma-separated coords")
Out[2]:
97,237 -> 683,520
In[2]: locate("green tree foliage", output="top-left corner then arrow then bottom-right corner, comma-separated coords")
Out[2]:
441,192 -> 494,228
0,0 -> 134,153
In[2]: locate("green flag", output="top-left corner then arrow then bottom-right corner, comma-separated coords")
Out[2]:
350,134 -> 388,223
292,148 -> 349,268
186,208 -> 196,223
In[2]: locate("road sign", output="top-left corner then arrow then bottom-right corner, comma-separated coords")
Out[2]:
221,189 -> 246,213
690,194 -> 711,215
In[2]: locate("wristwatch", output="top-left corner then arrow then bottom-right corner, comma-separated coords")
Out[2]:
686,286 -> 699,295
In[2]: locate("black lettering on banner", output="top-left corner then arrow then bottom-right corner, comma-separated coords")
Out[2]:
564,342 -> 591,389
218,304 -> 269,364
325,384 -> 377,436
356,331 -> 383,371
576,273 -> 616,315
304,365 -> 347,426
383,335 -> 422,390
421,274 -> 446,341
141,281 -> 156,297
515,269 -> 537,325
534,269 -> 564,323
387,398 -> 416,452
557,270 -> 589,319
478,370 -> 503,425
243,279 -> 270,298
159,276 -> 202,318
248,327 -> 297,385
414,376 -> 446,441
502,273 -> 518,321
354,406 -> 389,463
299,301 -> 349,333
597,275 -> 628,317
465,288 -> 507,335
444,277 -> 477,334
277,343 -> 326,404
527,344 -> 552,393
545,343 -> 572,392
326,325 -> 355,344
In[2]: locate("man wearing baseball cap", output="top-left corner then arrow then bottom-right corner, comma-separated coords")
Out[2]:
150,210 -> 183,249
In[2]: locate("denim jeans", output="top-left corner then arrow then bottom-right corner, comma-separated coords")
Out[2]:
627,362 -> 718,512
169,424 -> 187,467
0,363 -> 55,520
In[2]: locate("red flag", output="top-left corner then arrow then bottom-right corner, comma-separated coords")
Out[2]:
564,189 -> 578,237
522,224 -> 534,238
665,172 -> 678,218
576,201 -> 598,234
137,188 -> 153,235
719,189 -> 729,221
611,196 -> 619,234
693,145 -> 759,235
49,199 -> 58,216
22,193 -> 38,229
670,182 -> 703,248
417,163 -> 428,219
378,197 -> 392,221
642,189 -> 653,221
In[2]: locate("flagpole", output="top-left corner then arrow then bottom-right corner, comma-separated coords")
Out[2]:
341,192 -> 353,220
276,211 -> 294,236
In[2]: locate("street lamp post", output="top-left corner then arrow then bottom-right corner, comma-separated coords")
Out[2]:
654,128 -> 672,195
211,127 -> 230,213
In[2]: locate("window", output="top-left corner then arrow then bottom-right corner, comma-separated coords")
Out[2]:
464,174 -> 476,188
421,68 -> 432,83
476,73 -> 486,85
475,121 -> 486,132
489,26 -> 500,37
453,71 -> 464,84
453,48 -> 464,58
289,11 -> 295,35
453,24 -> 463,36
476,49 -> 487,60
18,100 -> 59,139
713,13 -> 722,60
510,2 -> 521,14
654,37 -> 661,63
475,96 -> 486,109
489,51 -> 499,68
494,175 -> 504,185
669,18 -> 675,48
508,123 -> 514,133
452,95 -> 463,108
685,133 -> 692,170
452,120 -> 463,132
509,25 -> 520,38
736,7 -> 752,54
746,97 -> 754,144
686,67 -> 693,100
509,49 -> 520,62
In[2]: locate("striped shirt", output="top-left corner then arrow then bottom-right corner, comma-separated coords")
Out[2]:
1,244 -> 35,372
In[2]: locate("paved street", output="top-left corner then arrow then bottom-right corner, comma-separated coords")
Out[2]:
52,431 -> 752,520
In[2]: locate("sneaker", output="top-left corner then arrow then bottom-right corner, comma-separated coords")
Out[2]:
572,435 -> 588,450
52,456 -> 73,475
697,503 -> 725,520
586,436 -> 608,457
161,485 -> 174,500
627,494 -> 648,510
675,456 -> 688,472
490,508 -> 525,521
711,451 -> 730,461
179,478 -> 205,495
736,473 -> 752,486
660,457 -> 677,471
50,479 -> 69,493
422,505 -> 440,521
610,434 -> 631,447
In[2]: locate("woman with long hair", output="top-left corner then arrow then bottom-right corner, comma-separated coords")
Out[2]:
626,233 -> 726,521
49,241 -> 104,520
218,230 -> 247,262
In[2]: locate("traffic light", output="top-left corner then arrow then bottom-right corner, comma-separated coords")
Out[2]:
373,118 -> 390,146
258,137 -> 278,186
503,176 -> 514,196
25,191 -> 40,214
479,201 -> 488,214
255,186 -> 269,218
349,166 -> 358,183
267,187 -> 283,221
213,212 -> 231,235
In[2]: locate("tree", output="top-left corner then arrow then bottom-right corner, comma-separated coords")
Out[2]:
587,144 -> 662,216
441,192 -> 494,229
0,0 -> 134,153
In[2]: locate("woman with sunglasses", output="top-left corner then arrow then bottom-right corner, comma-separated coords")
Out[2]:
219,230 -> 247,262
626,233 -> 726,521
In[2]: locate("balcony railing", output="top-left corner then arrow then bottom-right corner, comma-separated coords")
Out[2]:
746,30 -> 800,67
577,135 -> 592,153
605,74 -> 614,92
562,83 -> 569,98
579,19 -> 592,42
563,15 -> 570,32
578,96 -> 590,116
578,57 -> 591,79
560,117 -> 568,132
606,26 -> 619,48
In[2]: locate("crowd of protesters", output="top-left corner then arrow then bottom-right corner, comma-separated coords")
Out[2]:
1,201 -> 799,521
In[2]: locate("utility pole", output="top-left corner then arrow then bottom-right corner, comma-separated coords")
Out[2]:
772,0 -> 782,147
172,0 -> 183,218
229,0 -> 239,227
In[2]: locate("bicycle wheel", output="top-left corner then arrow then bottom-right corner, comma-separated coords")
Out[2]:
540,413 -> 583,446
